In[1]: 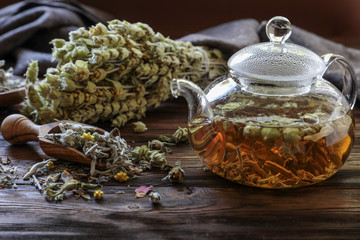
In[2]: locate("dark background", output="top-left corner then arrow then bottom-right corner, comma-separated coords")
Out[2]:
1,0 -> 360,45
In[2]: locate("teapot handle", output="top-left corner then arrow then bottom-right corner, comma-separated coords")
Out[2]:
321,54 -> 358,109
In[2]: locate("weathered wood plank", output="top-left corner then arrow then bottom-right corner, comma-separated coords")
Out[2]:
0,185 -> 359,239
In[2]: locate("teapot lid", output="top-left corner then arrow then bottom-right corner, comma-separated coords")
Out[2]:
228,16 -> 326,82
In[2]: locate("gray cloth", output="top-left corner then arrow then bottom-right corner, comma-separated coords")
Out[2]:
0,0 -> 113,75
178,19 -> 260,58
1,1 -> 359,102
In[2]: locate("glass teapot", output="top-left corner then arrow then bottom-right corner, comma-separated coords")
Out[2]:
171,16 -> 358,188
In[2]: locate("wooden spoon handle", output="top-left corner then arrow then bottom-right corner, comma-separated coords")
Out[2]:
1,114 -> 41,144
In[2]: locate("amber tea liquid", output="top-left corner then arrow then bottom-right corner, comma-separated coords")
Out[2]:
188,96 -> 355,188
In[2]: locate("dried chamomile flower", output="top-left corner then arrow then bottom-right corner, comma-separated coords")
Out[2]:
133,121 -> 148,133
94,189 -> 104,199
114,171 -> 130,182
162,161 -> 185,183
80,132 -> 95,141
46,161 -> 55,169
148,192 -> 161,205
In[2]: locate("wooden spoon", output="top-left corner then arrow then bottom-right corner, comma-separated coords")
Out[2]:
1,114 -> 106,166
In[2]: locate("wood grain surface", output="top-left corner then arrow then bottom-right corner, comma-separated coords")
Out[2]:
0,98 -> 359,240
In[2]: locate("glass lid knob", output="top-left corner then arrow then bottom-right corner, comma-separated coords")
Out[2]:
266,16 -> 292,44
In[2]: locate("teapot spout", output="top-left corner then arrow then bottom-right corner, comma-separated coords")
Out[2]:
171,79 -> 214,123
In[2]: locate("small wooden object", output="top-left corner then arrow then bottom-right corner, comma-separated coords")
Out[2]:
0,87 -> 25,108
0,114 -> 105,165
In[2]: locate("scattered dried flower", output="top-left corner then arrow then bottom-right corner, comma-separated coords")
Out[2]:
114,171 -> 130,182
44,179 -> 102,201
133,121 -> 148,133
148,139 -> 174,153
73,189 -> 91,200
94,189 -> 104,199
162,161 -> 185,183
80,132 -> 95,142
46,161 -> 55,169
159,127 -> 188,144
131,145 -> 167,169
135,185 -> 153,198
148,192 -> 161,205
23,160 -> 52,180
0,161 -> 18,189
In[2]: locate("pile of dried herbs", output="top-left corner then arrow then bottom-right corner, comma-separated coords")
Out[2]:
23,20 -> 227,127
0,157 -> 18,189
44,122 -> 169,180
0,60 -> 23,92
22,125 -> 187,201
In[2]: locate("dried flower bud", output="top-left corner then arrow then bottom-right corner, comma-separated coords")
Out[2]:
69,27 -> 90,41
26,83 -> 43,110
80,132 -> 95,142
133,121 -> 148,133
148,192 -> 161,204
94,189 -> 104,199
114,171 -> 130,182
89,22 -> 108,36
173,127 -> 188,143
131,145 -> 167,169
148,139 -> 164,151
46,161 -> 55,169
25,61 -> 38,84
162,161 -> 185,183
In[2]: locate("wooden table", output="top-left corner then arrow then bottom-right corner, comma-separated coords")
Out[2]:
0,98 -> 359,240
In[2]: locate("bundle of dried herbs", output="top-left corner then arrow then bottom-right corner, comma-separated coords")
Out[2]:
23,20 -> 227,127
